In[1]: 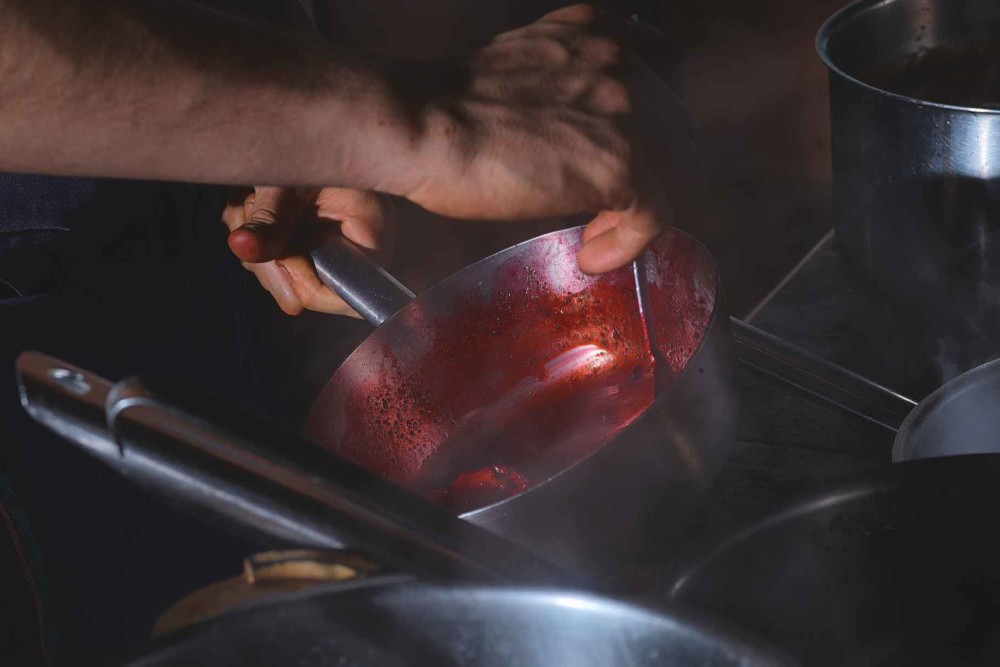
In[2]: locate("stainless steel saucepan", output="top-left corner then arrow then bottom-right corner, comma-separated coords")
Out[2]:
17,223 -> 931,583
302,224 -> 923,580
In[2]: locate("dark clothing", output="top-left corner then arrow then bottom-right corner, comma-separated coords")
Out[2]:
0,5 -> 319,664
0,176 -> 283,665
0,3 -> 345,660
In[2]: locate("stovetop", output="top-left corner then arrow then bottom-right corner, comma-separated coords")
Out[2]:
684,227 -> 1000,546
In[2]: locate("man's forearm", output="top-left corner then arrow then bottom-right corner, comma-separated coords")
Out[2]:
0,0 -> 418,188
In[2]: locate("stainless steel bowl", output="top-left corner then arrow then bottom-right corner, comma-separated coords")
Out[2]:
113,581 -> 792,667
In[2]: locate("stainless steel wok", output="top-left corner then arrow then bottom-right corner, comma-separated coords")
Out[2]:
108,578 -> 792,667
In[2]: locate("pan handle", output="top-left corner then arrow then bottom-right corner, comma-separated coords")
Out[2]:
729,318 -> 917,432
15,351 -> 577,588
310,233 -> 415,326
15,352 -> 122,463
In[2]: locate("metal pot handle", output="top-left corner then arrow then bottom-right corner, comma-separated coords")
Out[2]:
729,318 -> 917,432
15,351 -> 577,587
310,234 -> 414,326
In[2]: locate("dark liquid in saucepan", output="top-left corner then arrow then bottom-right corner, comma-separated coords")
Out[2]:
856,46 -> 1000,108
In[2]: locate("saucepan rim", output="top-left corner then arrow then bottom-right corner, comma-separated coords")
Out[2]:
302,224 -> 724,519
816,0 -> 1000,115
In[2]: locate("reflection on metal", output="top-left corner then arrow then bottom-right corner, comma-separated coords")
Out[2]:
818,0 -> 1000,378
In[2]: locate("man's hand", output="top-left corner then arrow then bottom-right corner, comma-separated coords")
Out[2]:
392,4 -> 702,274
221,187 -> 395,316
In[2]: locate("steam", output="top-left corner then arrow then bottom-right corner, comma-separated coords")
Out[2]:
928,275 -> 1000,384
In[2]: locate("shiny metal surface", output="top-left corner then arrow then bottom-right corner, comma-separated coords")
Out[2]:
818,0 -> 1000,338
310,234 -> 414,325
305,225 -> 927,582
730,318 -> 917,431
113,581 -> 792,667
894,356 -> 1000,460
665,454 -> 1000,666
16,352 -> 121,463
305,226 -> 739,584
15,352 -> 576,587
460,303 -> 737,582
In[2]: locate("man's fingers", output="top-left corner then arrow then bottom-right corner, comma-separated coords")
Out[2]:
224,186 -> 397,317
491,22 -> 577,46
228,186 -> 313,264
540,4 -> 597,25
248,261 -> 304,316
581,209 -> 619,244
487,24 -> 619,69
578,152 -> 671,273
315,188 -> 396,263
277,255 -> 362,318
475,35 -> 575,72
577,204 -> 662,274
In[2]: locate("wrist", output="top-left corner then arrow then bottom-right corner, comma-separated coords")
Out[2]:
305,58 -> 427,194
333,59 -> 467,199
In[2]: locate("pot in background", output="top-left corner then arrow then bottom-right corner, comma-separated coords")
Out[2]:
817,0 -> 1000,377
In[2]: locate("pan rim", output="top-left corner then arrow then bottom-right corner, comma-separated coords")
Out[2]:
892,355 -> 1000,462
301,224 -> 724,518
816,0 -> 1000,116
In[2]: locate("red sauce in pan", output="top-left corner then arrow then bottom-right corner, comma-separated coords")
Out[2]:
331,234 -> 713,513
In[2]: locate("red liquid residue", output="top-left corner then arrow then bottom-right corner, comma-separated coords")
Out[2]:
330,233 -> 714,513
435,465 -> 529,513
646,239 -> 714,375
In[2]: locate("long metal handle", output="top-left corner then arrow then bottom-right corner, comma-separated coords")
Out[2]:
310,234 -> 415,326
16,351 -> 577,587
730,318 -> 917,432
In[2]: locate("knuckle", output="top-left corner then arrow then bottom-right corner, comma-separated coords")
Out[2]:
297,286 -> 316,310
555,73 -> 587,99
300,278 -> 332,312
579,36 -> 621,65
246,206 -> 279,226
591,77 -> 631,113
538,38 -> 571,66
